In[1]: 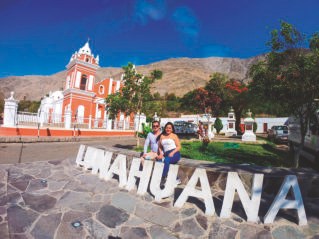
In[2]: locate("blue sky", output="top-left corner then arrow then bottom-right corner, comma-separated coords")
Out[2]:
1,0 -> 319,78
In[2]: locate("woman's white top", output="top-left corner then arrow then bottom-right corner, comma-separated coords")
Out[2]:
161,138 -> 176,152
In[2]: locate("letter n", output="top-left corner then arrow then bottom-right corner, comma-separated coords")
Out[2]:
104,154 -> 127,188
174,168 -> 215,215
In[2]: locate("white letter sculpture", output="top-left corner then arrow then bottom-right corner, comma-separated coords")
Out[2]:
75,144 -> 86,167
126,158 -> 153,195
150,162 -> 179,201
174,168 -> 215,215
93,151 -> 113,180
104,154 -> 127,188
264,175 -> 307,225
78,146 -> 98,170
220,172 -> 264,222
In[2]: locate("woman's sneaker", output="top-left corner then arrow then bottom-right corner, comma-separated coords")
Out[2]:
176,178 -> 181,185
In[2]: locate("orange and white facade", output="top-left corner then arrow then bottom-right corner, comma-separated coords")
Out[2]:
39,41 -> 124,129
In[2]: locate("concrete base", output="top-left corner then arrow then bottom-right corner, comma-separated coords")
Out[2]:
225,130 -> 237,137
207,131 -> 214,140
242,132 -> 256,142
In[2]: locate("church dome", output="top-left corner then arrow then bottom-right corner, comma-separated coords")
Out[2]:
78,42 -> 92,56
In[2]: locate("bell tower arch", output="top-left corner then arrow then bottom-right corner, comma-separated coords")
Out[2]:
64,41 -> 100,91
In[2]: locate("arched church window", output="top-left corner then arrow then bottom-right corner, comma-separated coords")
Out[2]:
86,58 -> 89,62
99,85 -> 104,94
80,75 -> 87,90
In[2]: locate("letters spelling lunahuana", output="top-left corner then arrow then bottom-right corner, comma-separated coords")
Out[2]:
76,145 -> 307,226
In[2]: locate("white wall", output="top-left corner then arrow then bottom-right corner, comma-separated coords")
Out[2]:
160,116 -> 288,134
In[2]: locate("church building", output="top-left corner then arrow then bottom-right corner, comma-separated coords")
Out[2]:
39,41 -> 124,129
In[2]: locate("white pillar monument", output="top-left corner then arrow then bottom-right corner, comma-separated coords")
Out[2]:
225,107 -> 237,137
242,109 -> 256,142
64,106 -> 72,129
3,92 -> 19,127
203,113 -> 214,140
134,113 -> 146,132
153,112 -> 160,122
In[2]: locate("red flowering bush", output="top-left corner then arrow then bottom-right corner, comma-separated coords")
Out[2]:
225,80 -> 248,93
201,136 -> 210,150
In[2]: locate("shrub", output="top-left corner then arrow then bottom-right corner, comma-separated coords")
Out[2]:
253,122 -> 258,133
138,123 -> 152,138
214,118 -> 223,135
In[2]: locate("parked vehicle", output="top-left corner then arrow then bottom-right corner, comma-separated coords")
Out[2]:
267,125 -> 289,143
288,109 -> 319,164
173,121 -> 198,136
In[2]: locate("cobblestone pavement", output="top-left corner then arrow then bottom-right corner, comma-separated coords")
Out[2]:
0,145 -> 318,239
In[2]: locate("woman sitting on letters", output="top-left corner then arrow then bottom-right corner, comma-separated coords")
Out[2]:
158,122 -> 181,184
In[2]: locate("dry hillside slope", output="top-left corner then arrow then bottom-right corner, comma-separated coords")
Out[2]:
0,56 -> 263,101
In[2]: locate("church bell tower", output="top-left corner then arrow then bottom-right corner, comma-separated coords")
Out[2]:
65,41 -> 100,91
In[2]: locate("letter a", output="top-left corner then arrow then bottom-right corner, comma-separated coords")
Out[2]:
264,175 -> 307,225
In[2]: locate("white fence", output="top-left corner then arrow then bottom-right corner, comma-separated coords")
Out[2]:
16,111 -> 134,130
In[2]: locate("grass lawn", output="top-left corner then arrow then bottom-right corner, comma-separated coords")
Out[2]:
181,140 -> 293,167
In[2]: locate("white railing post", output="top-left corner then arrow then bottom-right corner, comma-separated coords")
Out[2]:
64,108 -> 72,129
89,115 -> 92,129
3,92 -> 19,127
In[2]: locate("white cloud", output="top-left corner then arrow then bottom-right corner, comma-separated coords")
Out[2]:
172,6 -> 199,45
134,0 -> 167,25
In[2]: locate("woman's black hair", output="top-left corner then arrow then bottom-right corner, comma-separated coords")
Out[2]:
156,122 -> 175,142
164,122 -> 175,133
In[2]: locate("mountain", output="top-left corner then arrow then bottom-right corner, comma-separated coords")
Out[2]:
0,56 -> 263,101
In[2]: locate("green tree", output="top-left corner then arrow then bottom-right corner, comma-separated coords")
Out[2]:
150,69 -> 163,82
253,122 -> 258,133
28,101 -> 41,113
105,92 -> 127,119
214,117 -> 223,135
153,92 -> 162,100
105,63 -> 155,146
204,73 -> 227,116
106,63 -> 152,117
180,90 -> 199,113
18,100 -> 32,112
249,21 -> 319,167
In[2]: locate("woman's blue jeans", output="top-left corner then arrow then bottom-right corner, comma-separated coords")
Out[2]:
162,149 -> 180,177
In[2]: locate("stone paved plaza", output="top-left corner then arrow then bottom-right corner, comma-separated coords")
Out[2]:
0,145 -> 319,239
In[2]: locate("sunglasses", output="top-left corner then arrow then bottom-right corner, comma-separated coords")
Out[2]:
152,125 -> 160,128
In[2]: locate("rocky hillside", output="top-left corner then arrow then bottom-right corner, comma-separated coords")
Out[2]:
0,56 -> 263,101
